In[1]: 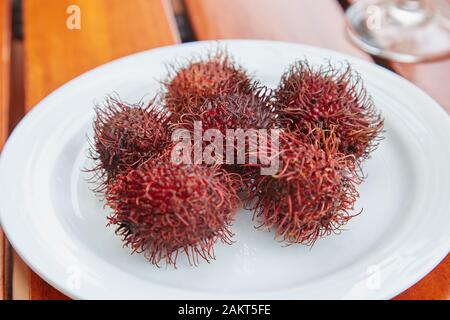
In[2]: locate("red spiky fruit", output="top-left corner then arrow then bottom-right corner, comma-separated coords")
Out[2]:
177,84 -> 274,132
248,129 -> 361,245
106,163 -> 240,266
165,50 -> 251,122
276,61 -> 383,161
89,97 -> 171,188
173,85 -> 276,181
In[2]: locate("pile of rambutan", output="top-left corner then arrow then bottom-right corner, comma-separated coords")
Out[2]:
88,50 -> 383,267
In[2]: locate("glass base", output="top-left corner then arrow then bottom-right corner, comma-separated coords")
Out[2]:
346,0 -> 450,63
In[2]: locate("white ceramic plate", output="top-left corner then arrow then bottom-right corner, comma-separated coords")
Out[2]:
0,40 -> 449,300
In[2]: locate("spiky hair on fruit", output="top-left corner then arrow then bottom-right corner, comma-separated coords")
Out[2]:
173,84 -> 276,180
88,96 -> 171,191
176,83 -> 275,132
276,60 -> 384,161
106,162 -> 240,267
164,49 -> 252,122
247,128 -> 362,245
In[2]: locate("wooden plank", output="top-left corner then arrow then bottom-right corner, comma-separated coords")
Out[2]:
8,39 -> 24,132
9,38 -> 27,301
0,0 -> 11,149
20,0 -> 179,299
24,0 -> 180,109
185,0 -> 369,60
394,254 -> 450,300
185,0 -> 449,300
12,252 -> 29,300
391,62 -> 450,113
0,0 -> 12,301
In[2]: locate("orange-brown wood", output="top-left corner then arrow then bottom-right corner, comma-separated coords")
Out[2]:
9,39 -> 24,132
184,0 -> 450,300
394,254 -> 450,300
20,0 -> 179,299
26,256 -> 449,300
0,0 -> 10,148
8,38 -> 26,302
391,61 -> 450,113
185,0 -> 369,60
0,0 -> 11,301
24,0 -> 179,109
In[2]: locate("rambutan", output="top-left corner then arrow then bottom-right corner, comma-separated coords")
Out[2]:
164,50 -> 251,122
174,84 -> 276,181
177,84 -> 274,132
276,61 -> 383,161
89,97 -> 171,189
106,162 -> 240,266
248,129 -> 361,245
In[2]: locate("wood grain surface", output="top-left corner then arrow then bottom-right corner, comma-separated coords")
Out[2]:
0,0 -> 11,301
18,0 -> 179,299
395,254 -> 449,300
0,0 -> 10,148
186,0 -> 369,60
184,0 -> 450,300
9,39 -> 26,300
391,62 -> 450,112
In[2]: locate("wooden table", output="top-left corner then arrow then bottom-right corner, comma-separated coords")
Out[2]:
1,0 -> 448,300
0,0 -> 12,301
